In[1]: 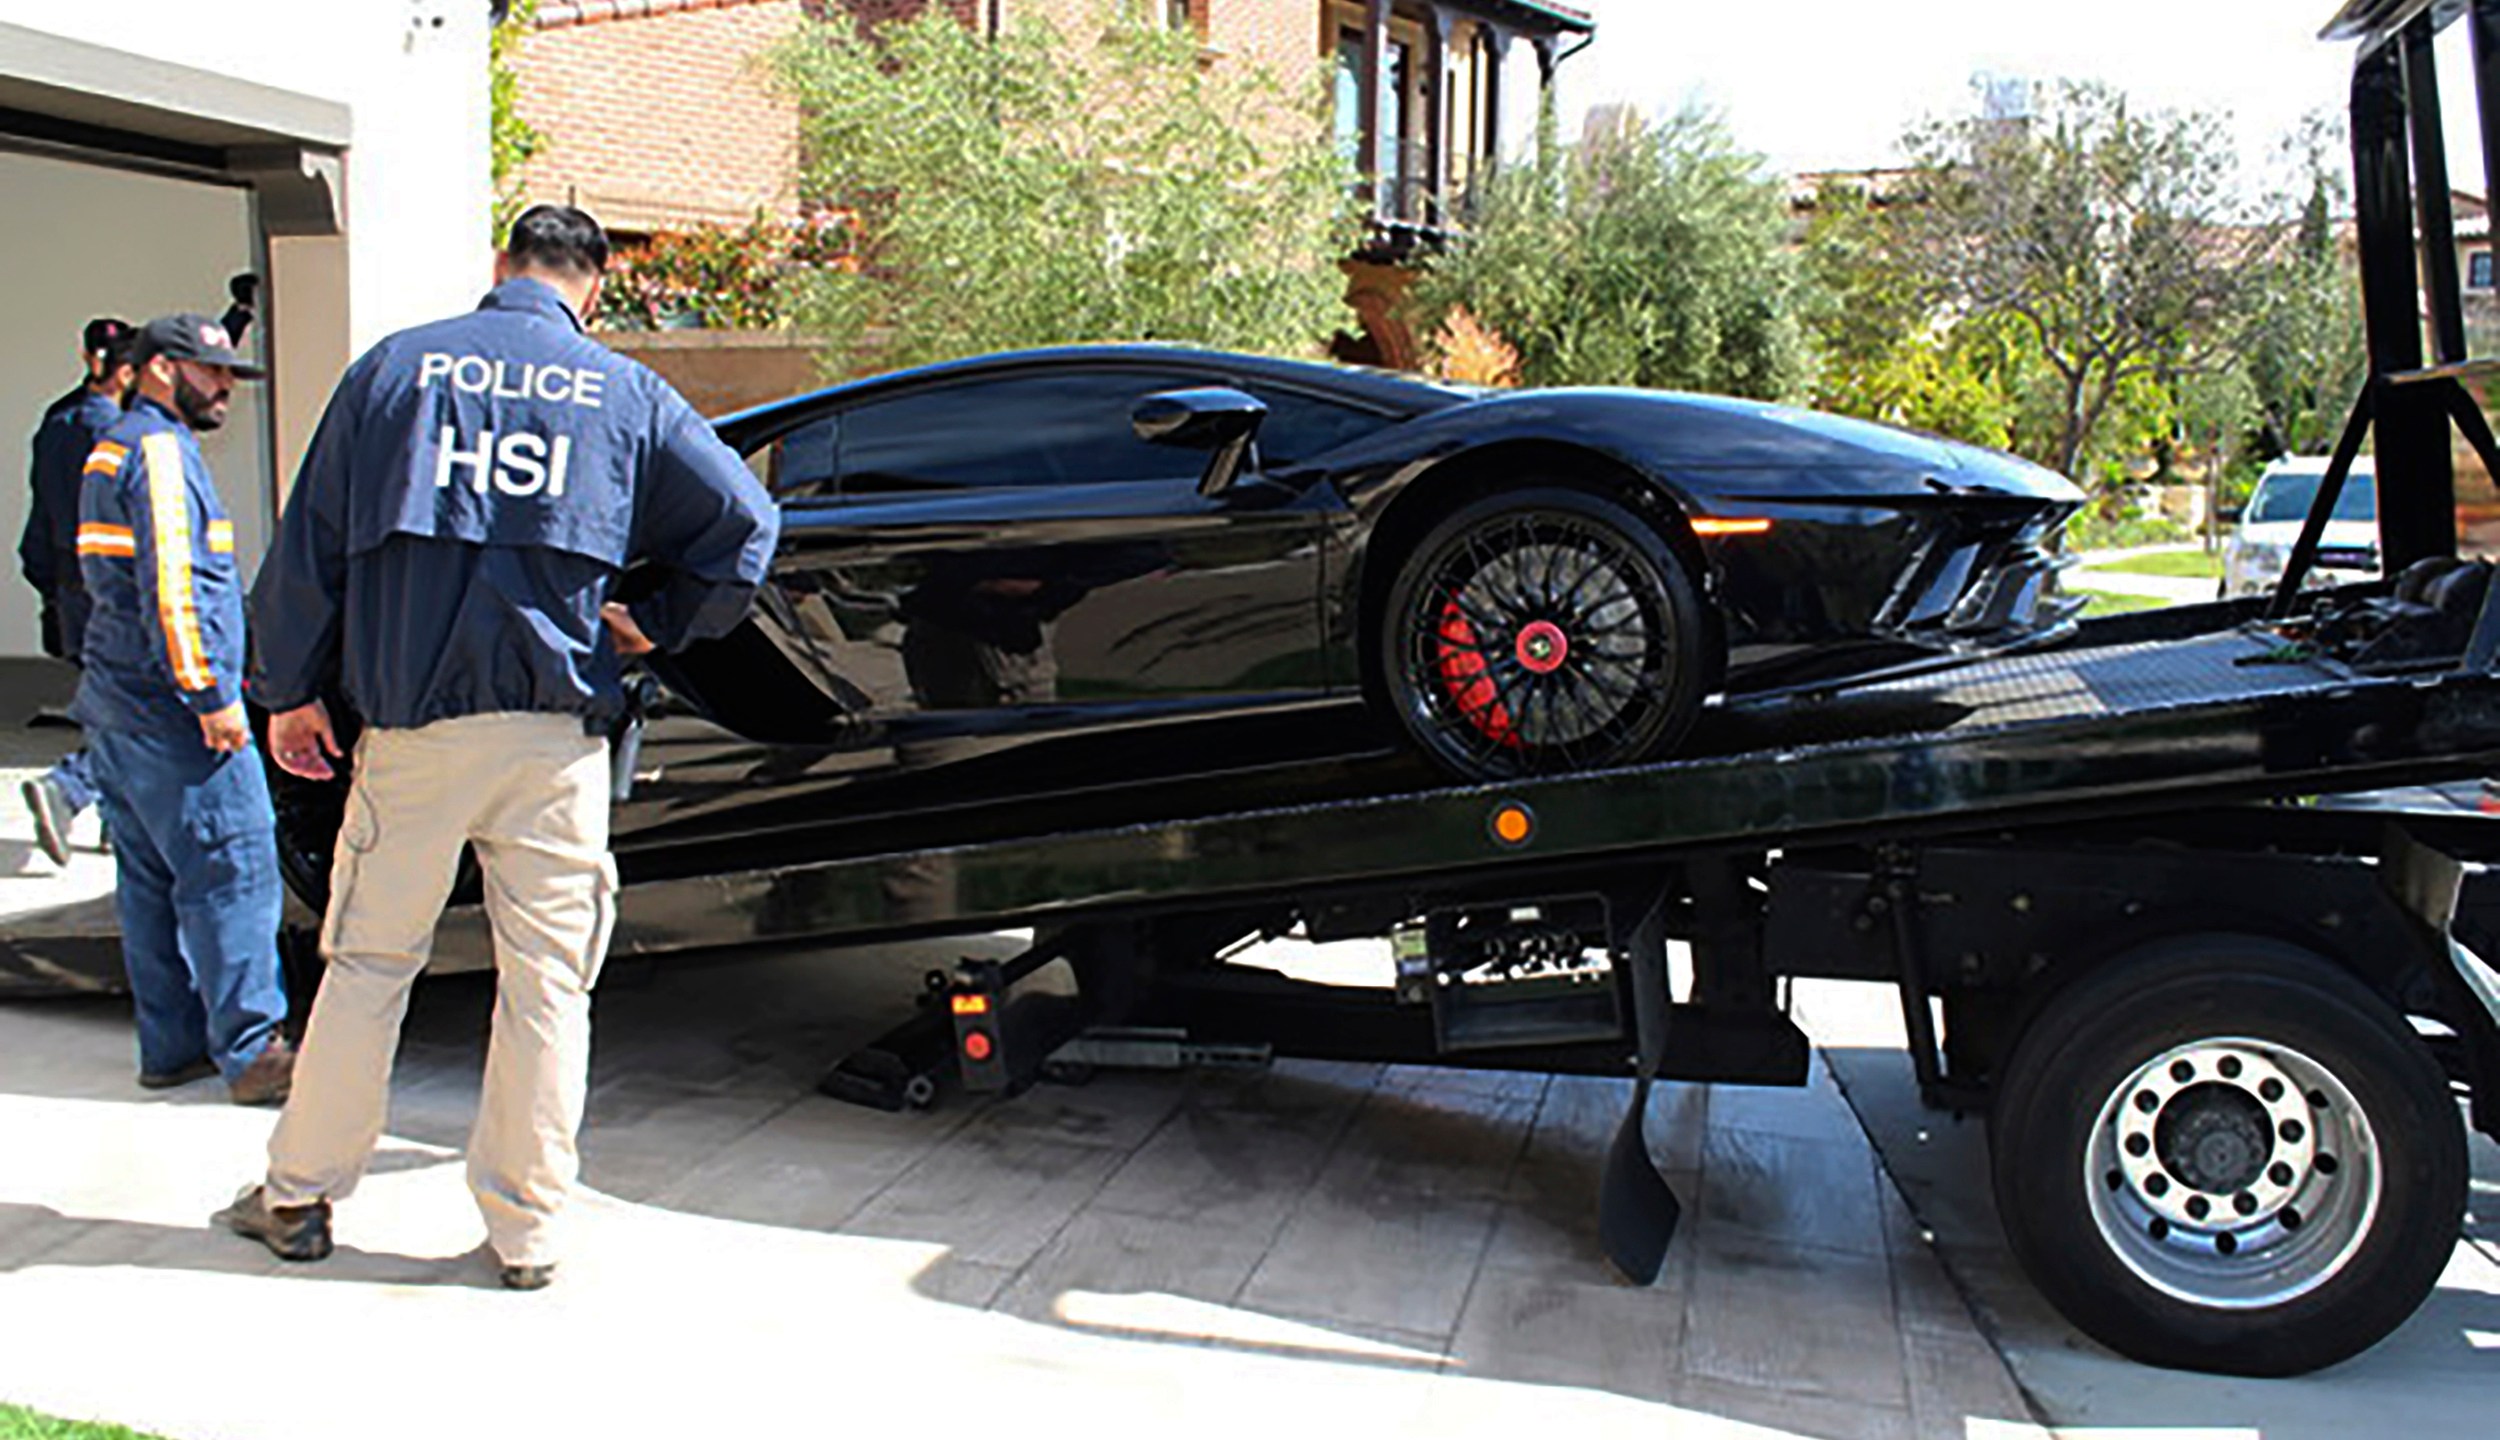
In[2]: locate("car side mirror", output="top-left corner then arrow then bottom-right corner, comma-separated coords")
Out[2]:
1134,387 -> 1268,498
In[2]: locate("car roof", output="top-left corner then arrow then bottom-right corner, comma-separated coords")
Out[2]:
714,343 -> 1477,440
2261,456 -> 2377,479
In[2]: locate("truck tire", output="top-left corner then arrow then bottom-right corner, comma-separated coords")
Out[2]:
1987,933 -> 2463,1376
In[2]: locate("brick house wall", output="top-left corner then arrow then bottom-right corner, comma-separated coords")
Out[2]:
513,0 -> 811,235
513,0 -> 1336,240
1003,2 -> 1320,96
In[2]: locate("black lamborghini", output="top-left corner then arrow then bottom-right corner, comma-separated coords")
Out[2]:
268,344 -> 2082,906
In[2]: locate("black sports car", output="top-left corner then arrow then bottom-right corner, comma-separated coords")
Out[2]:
268,344 -> 2082,905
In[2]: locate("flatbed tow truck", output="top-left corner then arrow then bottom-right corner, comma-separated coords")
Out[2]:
7,0 -> 2500,1381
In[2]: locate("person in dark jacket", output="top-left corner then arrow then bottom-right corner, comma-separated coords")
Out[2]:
73,313 -> 294,1105
19,319 -> 136,865
219,206 -> 779,1288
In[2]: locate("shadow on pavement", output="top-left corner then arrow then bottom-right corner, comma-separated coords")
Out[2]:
0,946 -> 2009,1440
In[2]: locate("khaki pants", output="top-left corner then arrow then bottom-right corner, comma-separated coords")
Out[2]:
265,712 -> 615,1266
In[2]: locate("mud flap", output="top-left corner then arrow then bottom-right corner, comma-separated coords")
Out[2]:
1599,889 -> 1682,1283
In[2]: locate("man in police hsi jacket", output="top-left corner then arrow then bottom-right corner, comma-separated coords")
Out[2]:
218,206 -> 780,1288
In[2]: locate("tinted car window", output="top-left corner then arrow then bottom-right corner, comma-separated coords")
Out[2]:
840,370 -> 1205,492
1242,384 -> 1391,466
753,414 -> 840,498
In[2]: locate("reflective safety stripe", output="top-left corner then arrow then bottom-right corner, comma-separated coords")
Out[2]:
205,519 -> 235,554
75,523 -> 135,557
139,432 -> 214,693
84,442 -> 127,477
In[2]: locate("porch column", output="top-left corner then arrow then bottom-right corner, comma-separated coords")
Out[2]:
1424,6 -> 1454,225
1361,0 -> 1390,219
1532,32 -> 1560,167
1481,24 -> 1509,175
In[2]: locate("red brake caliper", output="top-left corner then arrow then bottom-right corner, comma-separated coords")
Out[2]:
1436,598 -> 1521,747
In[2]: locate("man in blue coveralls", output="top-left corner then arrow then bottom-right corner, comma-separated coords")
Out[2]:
75,314 -> 294,1104
19,318 -> 136,865
219,206 -> 778,1288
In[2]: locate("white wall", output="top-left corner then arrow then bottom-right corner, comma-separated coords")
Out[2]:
0,154 -> 274,657
0,0 -> 491,658
0,0 -> 496,354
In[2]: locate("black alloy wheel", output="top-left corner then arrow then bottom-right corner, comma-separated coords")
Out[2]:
1381,487 -> 1706,781
1987,934 -> 2465,1376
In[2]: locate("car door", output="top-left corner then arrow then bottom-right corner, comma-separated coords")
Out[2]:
767,364 -> 1332,736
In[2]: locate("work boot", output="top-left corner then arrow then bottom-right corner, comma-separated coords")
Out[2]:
138,1058 -> 218,1090
21,775 -> 72,867
214,1185 -> 333,1262
228,1036 -> 295,1107
499,1261 -> 558,1292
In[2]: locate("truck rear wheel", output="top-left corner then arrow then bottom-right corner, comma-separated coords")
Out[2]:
1987,934 -> 2463,1376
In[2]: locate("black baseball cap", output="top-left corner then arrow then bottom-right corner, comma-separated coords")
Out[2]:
133,313 -> 265,379
81,317 -> 133,358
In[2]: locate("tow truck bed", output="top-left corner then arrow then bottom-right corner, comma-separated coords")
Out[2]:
587,611 -> 2500,959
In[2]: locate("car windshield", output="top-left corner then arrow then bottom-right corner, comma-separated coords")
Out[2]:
2247,469 -> 2376,525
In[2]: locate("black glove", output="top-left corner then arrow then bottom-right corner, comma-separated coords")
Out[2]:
38,603 -> 61,660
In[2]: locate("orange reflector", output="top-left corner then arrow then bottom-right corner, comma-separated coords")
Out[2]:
963,1030 -> 994,1061
951,994 -> 990,1016
1690,517 -> 1773,537
1490,803 -> 1535,847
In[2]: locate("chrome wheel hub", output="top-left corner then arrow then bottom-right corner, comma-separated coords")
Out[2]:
2084,1038 -> 2380,1308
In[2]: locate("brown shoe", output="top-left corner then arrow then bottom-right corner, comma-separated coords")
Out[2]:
499,1261 -> 557,1291
215,1184 -> 332,1262
228,1036 -> 295,1107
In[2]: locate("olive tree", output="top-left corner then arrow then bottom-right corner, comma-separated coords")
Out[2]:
1412,108 -> 1810,399
776,6 -> 1356,370
1900,81 -> 2263,484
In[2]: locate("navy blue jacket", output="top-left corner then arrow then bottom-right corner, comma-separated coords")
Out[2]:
70,397 -> 251,735
20,386 -> 122,657
250,278 -> 779,731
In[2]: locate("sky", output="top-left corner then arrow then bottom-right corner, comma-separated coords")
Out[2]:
1553,0 -> 2486,203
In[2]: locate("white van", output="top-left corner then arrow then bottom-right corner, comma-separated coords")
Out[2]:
2222,457 -> 2379,597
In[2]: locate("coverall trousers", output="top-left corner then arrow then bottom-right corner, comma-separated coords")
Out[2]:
265,712 -> 615,1266
86,723 -> 286,1079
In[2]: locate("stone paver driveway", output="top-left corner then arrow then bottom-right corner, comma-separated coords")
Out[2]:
0,919 -> 2033,1440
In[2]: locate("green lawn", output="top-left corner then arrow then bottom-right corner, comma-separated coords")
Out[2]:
2090,549 -> 2222,579
2075,589 -> 2171,617
0,1405 -> 168,1440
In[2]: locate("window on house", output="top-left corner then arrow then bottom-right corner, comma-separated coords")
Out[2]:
1167,0 -> 1193,29
2473,250 -> 2494,290
1334,30 -> 1366,172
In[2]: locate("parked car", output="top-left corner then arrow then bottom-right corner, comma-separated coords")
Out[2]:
265,344 -> 2083,907
2222,457 -> 2379,598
